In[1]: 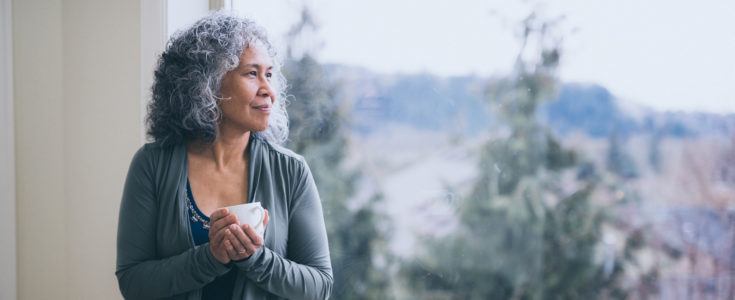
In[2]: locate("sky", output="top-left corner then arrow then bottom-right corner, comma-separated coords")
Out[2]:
234,0 -> 735,113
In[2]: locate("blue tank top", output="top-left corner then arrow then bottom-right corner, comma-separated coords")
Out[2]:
186,179 -> 237,299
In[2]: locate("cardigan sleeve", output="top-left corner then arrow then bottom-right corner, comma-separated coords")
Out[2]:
234,160 -> 334,299
115,146 -> 230,299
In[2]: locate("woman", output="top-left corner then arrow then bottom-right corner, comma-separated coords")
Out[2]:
116,12 -> 333,299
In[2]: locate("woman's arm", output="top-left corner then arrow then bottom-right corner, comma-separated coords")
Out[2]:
115,146 -> 231,299
234,160 -> 334,299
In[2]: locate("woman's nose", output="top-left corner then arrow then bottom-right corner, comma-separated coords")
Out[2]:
258,80 -> 276,103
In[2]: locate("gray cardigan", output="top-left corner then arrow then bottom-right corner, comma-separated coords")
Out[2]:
116,135 -> 333,299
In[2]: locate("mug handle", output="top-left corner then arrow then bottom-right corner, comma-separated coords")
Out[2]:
250,205 -> 265,232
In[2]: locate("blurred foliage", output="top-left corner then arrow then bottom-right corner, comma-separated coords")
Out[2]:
647,131 -> 663,174
402,13 -> 641,299
279,4 -> 675,299
282,7 -> 391,299
606,132 -> 639,179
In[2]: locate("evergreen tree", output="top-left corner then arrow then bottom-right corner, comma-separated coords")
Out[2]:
647,130 -> 663,173
282,7 -> 391,299
403,13 -> 637,299
606,131 -> 639,179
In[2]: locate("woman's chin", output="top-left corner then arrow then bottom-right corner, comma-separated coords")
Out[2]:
231,120 -> 268,133
252,123 -> 269,132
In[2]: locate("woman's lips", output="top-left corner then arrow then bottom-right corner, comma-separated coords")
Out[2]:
252,104 -> 271,112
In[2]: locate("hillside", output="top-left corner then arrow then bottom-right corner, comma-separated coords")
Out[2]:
321,64 -> 735,138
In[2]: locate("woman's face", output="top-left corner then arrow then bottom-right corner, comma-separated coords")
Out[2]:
218,42 -> 276,133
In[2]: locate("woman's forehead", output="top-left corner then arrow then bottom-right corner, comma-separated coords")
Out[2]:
239,41 -> 273,67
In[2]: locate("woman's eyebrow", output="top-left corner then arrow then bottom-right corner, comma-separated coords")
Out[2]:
243,63 -> 273,70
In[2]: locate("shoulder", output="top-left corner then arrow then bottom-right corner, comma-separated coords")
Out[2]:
128,141 -> 183,172
132,141 -> 173,160
125,142 -> 187,196
252,134 -> 308,167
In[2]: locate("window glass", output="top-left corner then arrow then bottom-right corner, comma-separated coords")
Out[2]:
234,1 -> 735,298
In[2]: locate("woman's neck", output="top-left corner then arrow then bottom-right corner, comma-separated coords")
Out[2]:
212,131 -> 250,170
190,126 -> 251,171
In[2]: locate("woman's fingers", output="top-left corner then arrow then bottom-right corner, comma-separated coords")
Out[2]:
215,228 -> 248,262
210,227 -> 231,264
209,208 -> 229,223
223,239 -> 239,259
210,213 -> 237,233
231,224 -> 259,252
241,224 -> 263,247
225,224 -> 249,254
210,207 -> 270,261
208,214 -> 233,242
225,225 -> 260,261
211,225 -> 226,245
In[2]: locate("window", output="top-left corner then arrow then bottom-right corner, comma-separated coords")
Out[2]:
236,2 -> 735,298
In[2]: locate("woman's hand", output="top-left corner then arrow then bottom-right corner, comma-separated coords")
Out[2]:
227,209 -> 269,261
208,208 -> 240,264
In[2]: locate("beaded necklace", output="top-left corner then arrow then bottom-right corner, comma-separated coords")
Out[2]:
186,181 -> 211,230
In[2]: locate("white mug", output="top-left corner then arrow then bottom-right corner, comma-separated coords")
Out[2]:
225,202 -> 265,237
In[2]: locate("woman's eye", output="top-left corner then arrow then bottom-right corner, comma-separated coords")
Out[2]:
247,71 -> 257,77
266,72 -> 273,79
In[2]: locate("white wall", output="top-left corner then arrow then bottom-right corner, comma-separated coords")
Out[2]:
12,0 -> 159,298
168,0 -> 210,37
0,0 -> 17,299
62,1 -> 142,298
11,0 -> 225,298
13,1 -> 67,298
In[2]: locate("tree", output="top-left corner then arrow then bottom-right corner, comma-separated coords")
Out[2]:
282,6 -> 391,299
647,130 -> 663,173
607,131 -> 639,179
403,13 -> 638,299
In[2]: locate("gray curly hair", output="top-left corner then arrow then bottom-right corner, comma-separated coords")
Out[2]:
147,12 -> 288,147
